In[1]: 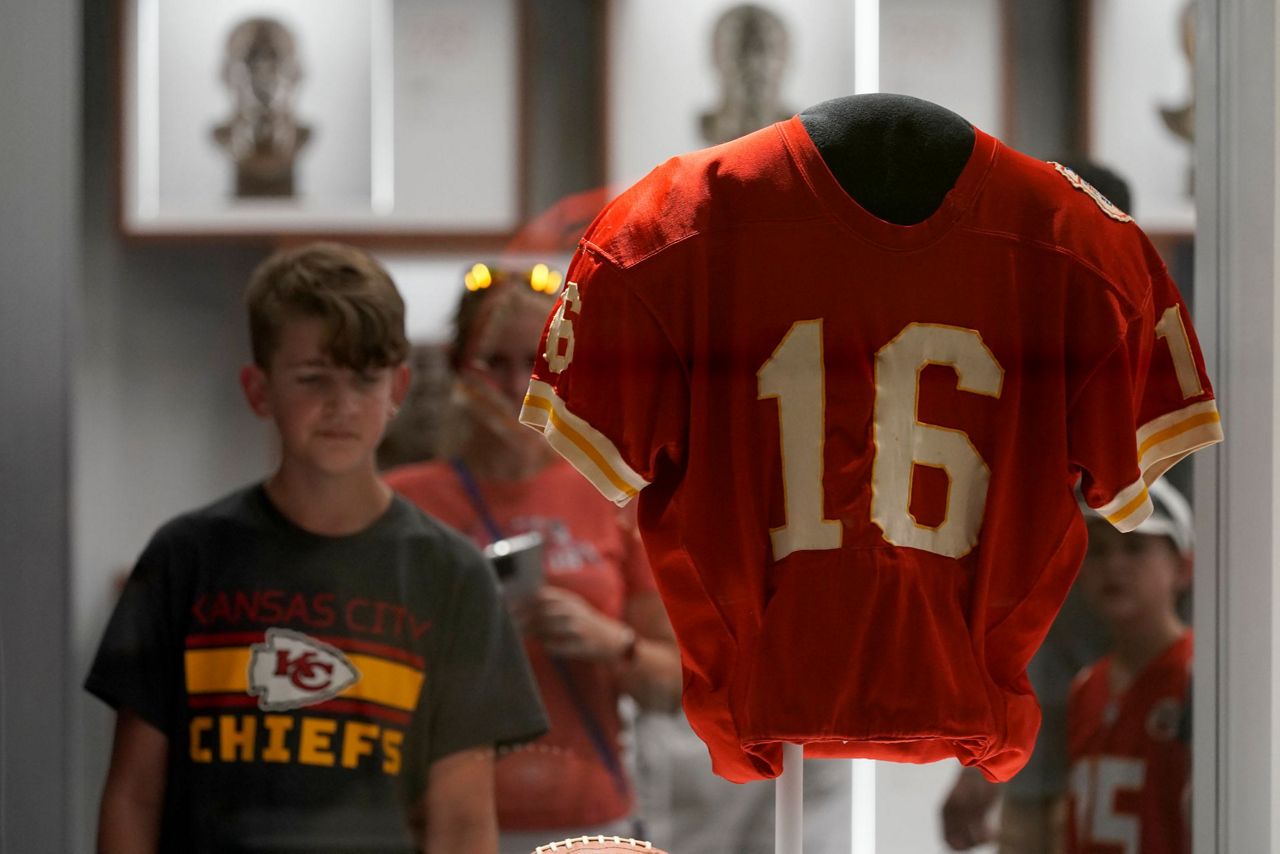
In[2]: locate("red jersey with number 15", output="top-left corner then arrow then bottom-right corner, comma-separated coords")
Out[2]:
519,118 -> 1222,783
1066,631 -> 1192,854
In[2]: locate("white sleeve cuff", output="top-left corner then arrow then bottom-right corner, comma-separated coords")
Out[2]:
519,380 -> 650,506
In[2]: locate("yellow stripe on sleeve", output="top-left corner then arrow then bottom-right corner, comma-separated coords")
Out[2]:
1105,486 -> 1150,527
520,381 -> 650,505
1092,477 -> 1153,533
1089,401 -> 1223,534
1137,409 -> 1222,461
1135,400 -> 1222,466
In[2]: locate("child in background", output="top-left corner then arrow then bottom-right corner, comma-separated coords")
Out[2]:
1065,478 -> 1194,854
87,243 -> 546,853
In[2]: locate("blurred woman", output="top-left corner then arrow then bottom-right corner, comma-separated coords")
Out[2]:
384,263 -> 682,854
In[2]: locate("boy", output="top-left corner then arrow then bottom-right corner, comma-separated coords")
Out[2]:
86,242 -> 547,853
1065,478 -> 1194,854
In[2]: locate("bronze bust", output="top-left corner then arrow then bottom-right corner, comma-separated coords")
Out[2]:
212,17 -> 312,198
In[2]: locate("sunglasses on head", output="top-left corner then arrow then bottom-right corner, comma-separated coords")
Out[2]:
463,262 -> 563,295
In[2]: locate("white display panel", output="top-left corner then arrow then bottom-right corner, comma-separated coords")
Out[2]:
1088,0 -> 1196,233
880,0 -> 1005,138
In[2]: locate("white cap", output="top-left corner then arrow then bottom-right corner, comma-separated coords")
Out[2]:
1134,478 -> 1194,556
1084,478 -> 1194,556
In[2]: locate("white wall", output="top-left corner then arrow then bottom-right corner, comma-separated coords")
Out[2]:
879,0 -> 1005,138
0,1 -> 78,850
875,761 -> 996,854
381,252 -> 499,344
1089,0 -> 1196,232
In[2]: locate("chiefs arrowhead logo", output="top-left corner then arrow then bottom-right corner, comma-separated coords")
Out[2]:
248,628 -> 360,712
1146,696 -> 1184,742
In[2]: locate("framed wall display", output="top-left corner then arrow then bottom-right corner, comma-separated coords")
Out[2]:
606,0 -> 1008,190
119,0 -> 523,239
1084,0 -> 1196,234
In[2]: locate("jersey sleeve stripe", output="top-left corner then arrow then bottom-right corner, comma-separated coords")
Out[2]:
1091,400 -> 1222,533
1093,478 -> 1153,532
1136,401 -> 1223,477
519,380 -> 650,506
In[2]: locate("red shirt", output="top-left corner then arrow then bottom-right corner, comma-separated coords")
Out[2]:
1066,632 -> 1192,854
385,459 -> 654,829
519,118 -> 1221,783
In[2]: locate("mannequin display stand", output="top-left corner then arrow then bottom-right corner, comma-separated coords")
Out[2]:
776,744 -> 805,854
798,93 -> 974,225
775,93 -> 975,854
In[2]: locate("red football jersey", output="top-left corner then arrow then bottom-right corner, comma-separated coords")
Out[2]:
519,118 -> 1222,783
1065,632 -> 1192,854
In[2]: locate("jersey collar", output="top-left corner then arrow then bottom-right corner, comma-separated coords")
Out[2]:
778,114 -> 999,252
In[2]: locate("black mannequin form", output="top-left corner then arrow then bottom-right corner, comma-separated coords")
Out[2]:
799,93 -> 976,226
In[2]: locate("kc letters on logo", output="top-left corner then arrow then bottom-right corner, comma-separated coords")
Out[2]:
249,628 -> 360,711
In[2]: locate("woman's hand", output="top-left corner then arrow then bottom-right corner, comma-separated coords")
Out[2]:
519,586 -> 634,662
515,585 -> 682,712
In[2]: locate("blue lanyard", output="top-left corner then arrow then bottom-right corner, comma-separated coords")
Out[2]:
448,457 -> 631,801
449,457 -> 505,543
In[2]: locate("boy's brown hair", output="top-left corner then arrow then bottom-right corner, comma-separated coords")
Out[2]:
246,242 -> 409,370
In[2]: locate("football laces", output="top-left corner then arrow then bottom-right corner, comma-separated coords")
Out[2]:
533,835 -> 662,853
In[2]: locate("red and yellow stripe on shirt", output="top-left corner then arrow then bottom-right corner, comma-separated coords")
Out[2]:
520,379 -> 650,507
1096,399 -> 1222,531
184,632 -> 424,727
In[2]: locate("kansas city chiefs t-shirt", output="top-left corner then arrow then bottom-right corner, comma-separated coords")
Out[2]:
86,484 -> 547,852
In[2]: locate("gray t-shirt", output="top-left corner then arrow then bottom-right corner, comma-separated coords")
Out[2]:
86,484 -> 547,853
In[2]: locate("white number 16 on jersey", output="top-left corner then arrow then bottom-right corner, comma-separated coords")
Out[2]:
757,320 -> 1004,561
